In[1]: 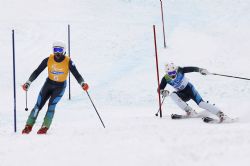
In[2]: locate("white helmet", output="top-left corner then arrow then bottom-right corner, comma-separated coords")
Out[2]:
164,63 -> 178,77
52,41 -> 66,54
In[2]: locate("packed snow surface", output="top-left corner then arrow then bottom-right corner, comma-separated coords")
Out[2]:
0,0 -> 250,166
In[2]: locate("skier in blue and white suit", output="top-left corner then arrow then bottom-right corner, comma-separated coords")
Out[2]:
159,63 -> 226,122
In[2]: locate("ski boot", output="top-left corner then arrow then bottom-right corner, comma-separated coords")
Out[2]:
37,126 -> 49,134
185,106 -> 197,117
22,125 -> 33,134
217,111 -> 226,123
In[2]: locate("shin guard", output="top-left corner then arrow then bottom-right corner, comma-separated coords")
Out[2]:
198,101 -> 221,115
170,92 -> 193,112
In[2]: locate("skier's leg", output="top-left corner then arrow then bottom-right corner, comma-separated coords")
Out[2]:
198,101 -> 226,122
41,86 -> 66,129
170,92 -> 196,115
26,83 -> 50,127
190,85 -> 226,121
187,83 -> 225,120
198,101 -> 221,115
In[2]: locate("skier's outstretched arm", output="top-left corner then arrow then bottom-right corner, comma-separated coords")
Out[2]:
181,67 -> 210,75
69,60 -> 89,91
180,67 -> 200,73
22,57 -> 48,91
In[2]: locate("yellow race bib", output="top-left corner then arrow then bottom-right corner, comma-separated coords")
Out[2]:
48,54 -> 70,82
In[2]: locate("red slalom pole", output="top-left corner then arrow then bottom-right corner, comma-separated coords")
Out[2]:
160,0 -> 167,48
153,25 -> 162,118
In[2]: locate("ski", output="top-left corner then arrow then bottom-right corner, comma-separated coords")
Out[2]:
171,114 -> 188,119
202,117 -> 218,123
171,113 -> 239,124
171,113 -> 203,119
202,116 -> 238,124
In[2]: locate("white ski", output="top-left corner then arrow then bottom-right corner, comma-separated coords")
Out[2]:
171,113 -> 204,119
202,116 -> 239,124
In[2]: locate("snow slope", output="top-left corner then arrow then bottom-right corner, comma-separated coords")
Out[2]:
0,0 -> 250,166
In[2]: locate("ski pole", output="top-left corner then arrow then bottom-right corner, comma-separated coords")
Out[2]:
211,73 -> 250,81
155,96 -> 166,116
25,91 -> 28,111
86,91 -> 105,128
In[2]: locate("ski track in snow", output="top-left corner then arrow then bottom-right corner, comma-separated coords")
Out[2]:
0,0 -> 250,166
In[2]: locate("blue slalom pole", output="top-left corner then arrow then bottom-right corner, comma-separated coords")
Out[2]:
12,30 -> 17,132
68,24 -> 71,100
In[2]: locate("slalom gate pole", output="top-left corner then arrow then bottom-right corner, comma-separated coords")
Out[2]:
155,96 -> 166,116
68,24 -> 71,100
160,0 -> 166,48
153,25 -> 162,118
86,91 -> 105,128
25,91 -> 28,111
211,73 -> 250,81
12,30 -> 17,132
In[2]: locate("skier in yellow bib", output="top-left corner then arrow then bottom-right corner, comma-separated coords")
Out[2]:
21,41 -> 89,134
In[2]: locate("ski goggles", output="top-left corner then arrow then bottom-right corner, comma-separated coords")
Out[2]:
168,70 -> 177,76
53,47 -> 64,53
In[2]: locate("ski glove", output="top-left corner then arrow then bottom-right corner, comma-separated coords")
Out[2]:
160,90 -> 169,97
200,68 -> 210,75
22,81 -> 31,91
82,83 -> 89,91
